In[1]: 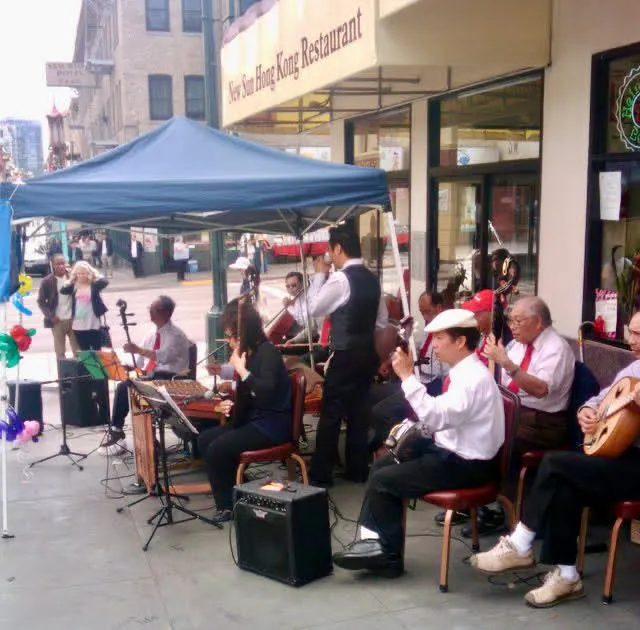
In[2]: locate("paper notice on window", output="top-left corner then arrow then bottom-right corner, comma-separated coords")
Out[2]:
599,171 -> 622,221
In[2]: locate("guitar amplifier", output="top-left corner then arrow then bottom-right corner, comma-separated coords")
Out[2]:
58,359 -> 109,427
233,479 -> 333,586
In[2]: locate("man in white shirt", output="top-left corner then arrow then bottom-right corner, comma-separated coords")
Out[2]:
100,295 -> 191,454
173,236 -> 190,281
485,296 -> 575,452
37,254 -> 79,360
306,226 -> 388,486
471,311 -> 640,609
281,271 -> 314,342
333,309 -> 505,577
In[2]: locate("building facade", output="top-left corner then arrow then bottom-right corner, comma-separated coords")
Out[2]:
219,0 -> 640,345
0,118 -> 44,176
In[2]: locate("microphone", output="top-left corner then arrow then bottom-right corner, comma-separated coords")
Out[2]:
180,389 -> 216,406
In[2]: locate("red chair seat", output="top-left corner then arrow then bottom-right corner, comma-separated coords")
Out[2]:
521,450 -> 546,467
423,483 -> 500,512
613,500 -> 640,520
238,443 -> 294,465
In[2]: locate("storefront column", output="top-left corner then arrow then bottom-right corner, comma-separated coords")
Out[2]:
330,120 -> 345,164
409,99 -> 428,315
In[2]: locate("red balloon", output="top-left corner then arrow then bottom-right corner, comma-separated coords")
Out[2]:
10,325 -> 27,340
15,336 -> 30,352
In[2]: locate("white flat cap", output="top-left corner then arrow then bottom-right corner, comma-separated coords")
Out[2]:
425,308 -> 478,333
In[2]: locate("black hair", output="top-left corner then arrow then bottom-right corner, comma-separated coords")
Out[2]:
446,326 -> 481,351
328,226 -> 361,258
285,271 -> 303,285
220,300 -> 267,354
418,289 -> 445,308
157,295 -> 175,317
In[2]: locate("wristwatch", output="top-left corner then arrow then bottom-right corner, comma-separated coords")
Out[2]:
505,364 -> 519,377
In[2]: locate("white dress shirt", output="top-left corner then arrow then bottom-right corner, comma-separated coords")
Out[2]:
401,353 -> 505,460
583,359 -> 640,447
502,326 -> 575,413
136,321 -> 191,374
287,293 -> 309,328
306,258 -> 388,329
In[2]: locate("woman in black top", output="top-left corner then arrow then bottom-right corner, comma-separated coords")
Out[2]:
198,300 -> 292,524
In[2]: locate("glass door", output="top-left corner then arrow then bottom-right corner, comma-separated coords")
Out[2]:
435,180 -> 482,301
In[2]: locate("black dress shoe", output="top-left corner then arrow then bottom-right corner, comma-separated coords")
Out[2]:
210,509 -> 233,524
332,539 -> 403,577
434,509 -> 470,527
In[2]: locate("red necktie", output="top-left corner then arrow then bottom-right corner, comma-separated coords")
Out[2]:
420,334 -> 432,359
145,332 -> 161,374
507,343 -> 534,394
320,318 -> 331,347
442,375 -> 451,393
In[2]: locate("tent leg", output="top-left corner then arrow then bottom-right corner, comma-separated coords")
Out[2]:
382,210 -> 418,363
298,240 -> 315,372
0,301 -> 12,539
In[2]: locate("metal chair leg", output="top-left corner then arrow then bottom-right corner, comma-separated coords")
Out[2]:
289,453 -> 309,484
235,463 -> 247,485
515,465 -> 528,522
576,507 -> 590,576
469,507 -> 480,552
603,517 -> 624,605
439,509 -> 453,593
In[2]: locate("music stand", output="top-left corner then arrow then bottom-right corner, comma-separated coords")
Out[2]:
128,380 -> 222,551
29,350 -> 117,470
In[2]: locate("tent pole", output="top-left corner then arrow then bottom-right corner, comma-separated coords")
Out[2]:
0,300 -> 11,538
298,239 -> 315,371
383,210 -> 418,364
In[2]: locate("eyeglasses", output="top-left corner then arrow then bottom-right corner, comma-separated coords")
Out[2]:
285,283 -> 299,289
507,315 -> 533,327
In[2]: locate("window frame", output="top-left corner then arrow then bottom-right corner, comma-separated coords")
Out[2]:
146,0 -> 170,32
182,0 -> 202,33
148,74 -> 174,121
184,75 -> 206,120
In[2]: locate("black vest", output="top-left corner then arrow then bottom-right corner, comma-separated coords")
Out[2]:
330,264 -> 380,352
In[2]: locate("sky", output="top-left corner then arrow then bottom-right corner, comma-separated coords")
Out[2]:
0,0 -> 83,150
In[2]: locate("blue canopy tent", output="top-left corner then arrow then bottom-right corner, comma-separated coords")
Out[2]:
4,116 -> 390,236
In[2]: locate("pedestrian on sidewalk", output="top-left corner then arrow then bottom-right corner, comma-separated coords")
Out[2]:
37,254 -> 79,360
173,236 -> 189,281
130,235 -> 143,277
100,233 -> 114,278
61,261 -> 109,351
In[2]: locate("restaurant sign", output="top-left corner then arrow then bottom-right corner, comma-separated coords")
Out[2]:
616,66 -> 640,151
221,0 -> 377,126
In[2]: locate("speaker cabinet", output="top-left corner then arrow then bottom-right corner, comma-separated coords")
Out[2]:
234,480 -> 332,586
8,380 -> 43,433
58,359 -> 109,427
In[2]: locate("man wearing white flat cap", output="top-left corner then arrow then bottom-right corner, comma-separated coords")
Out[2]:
332,309 -> 505,577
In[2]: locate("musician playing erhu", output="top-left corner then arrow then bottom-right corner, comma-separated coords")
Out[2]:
281,271 -> 316,344
198,301 -> 292,525
100,295 -> 190,455
333,310 -> 504,577
306,226 -> 388,487
471,312 -> 640,608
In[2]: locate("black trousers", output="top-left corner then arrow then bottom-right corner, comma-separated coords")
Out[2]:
310,350 -> 378,483
176,260 -> 188,281
523,449 -> 640,565
360,438 -> 498,556
111,371 -> 176,430
198,422 -> 279,510
74,329 -> 102,351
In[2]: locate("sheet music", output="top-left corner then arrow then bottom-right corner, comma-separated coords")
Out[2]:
156,386 -> 200,435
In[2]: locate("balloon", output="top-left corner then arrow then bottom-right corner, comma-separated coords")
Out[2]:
15,336 -> 30,352
10,325 -> 27,340
23,421 -> 40,437
11,293 -> 32,316
27,328 -> 36,337
0,333 -> 20,368
17,273 -> 33,296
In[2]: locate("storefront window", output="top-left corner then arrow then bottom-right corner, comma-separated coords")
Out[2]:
353,107 -> 411,301
439,77 -> 542,167
586,46 -> 640,342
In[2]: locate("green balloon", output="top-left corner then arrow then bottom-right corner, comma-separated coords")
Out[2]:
27,328 -> 36,337
0,333 -> 19,368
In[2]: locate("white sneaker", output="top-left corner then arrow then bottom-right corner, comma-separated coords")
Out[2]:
524,567 -> 585,608
470,536 -> 536,574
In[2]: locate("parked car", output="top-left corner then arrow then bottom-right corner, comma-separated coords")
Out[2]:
24,253 -> 51,277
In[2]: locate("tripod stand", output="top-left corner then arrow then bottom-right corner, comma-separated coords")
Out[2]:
29,373 -> 95,471
123,381 -> 222,551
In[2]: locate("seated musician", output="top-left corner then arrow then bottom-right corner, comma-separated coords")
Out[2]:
468,296 -> 575,536
460,289 -> 493,362
333,309 -> 504,577
368,290 -> 449,452
280,271 -> 316,345
198,300 -> 292,525
100,295 -> 190,455
471,311 -> 640,608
